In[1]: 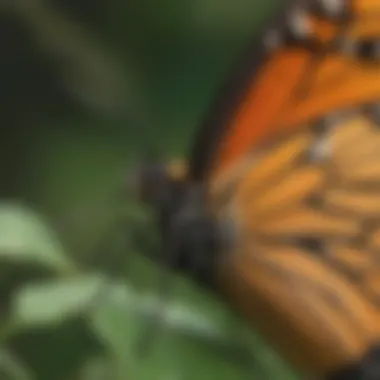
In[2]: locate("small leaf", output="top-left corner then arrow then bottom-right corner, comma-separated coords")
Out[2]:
89,282 -> 268,380
11,275 -> 105,329
0,203 -> 74,274
91,282 -> 226,351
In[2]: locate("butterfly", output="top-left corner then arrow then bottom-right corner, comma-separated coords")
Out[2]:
135,1 -> 380,379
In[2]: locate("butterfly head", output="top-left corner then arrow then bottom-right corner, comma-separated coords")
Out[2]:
134,157 -> 221,287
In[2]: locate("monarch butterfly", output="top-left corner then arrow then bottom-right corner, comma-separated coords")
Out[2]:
136,1 -> 380,379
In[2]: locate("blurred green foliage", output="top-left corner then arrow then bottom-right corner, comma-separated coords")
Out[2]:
0,0 -> 301,379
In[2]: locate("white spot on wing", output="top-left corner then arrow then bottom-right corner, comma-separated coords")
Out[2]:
319,0 -> 345,17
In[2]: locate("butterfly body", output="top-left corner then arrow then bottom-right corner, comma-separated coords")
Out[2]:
137,1 -> 380,378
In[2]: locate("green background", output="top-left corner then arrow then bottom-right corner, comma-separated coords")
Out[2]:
0,0 -> 300,379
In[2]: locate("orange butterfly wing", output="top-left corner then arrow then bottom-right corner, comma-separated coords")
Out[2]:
217,115 -> 380,373
186,1 -> 380,376
213,49 -> 311,174
189,3 -> 380,179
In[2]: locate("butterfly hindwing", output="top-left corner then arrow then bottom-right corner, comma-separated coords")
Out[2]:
213,111 -> 380,373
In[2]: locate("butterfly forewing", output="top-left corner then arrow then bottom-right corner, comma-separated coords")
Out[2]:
199,2 -> 380,180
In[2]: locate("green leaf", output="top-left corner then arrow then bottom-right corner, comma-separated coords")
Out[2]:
90,282 -> 296,380
0,203 -> 75,274
91,281 -> 226,349
11,275 -> 105,329
7,318 -> 105,380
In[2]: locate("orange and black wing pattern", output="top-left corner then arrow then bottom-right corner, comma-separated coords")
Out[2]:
218,114 -> 380,375
186,0 -> 380,376
190,0 -> 380,181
